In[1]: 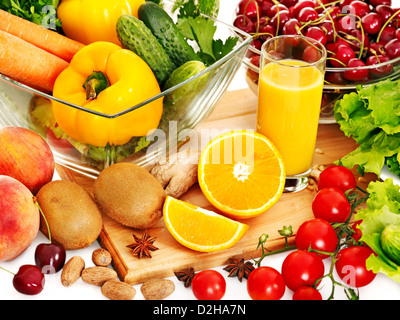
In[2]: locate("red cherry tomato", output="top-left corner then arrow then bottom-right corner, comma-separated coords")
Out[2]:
281,250 -> 325,291
351,220 -> 363,243
292,286 -> 323,300
335,246 -> 377,288
295,218 -> 339,259
191,270 -> 226,300
312,187 -> 352,223
318,165 -> 357,193
247,266 -> 286,300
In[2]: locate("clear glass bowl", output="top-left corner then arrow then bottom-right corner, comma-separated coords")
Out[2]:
0,3 -> 252,178
243,44 -> 400,123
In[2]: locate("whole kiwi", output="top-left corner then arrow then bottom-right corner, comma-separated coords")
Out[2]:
93,163 -> 166,229
36,180 -> 103,250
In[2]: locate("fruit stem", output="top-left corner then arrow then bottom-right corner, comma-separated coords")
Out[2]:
377,8 -> 400,43
33,197 -> 52,244
0,266 -> 15,276
320,1 -> 337,42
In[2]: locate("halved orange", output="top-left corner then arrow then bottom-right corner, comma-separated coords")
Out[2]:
198,130 -> 286,219
163,196 -> 249,252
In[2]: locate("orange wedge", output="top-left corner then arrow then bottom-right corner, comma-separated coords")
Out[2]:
163,196 -> 249,252
198,130 -> 286,219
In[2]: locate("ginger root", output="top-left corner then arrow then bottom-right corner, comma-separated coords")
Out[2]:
150,149 -> 199,198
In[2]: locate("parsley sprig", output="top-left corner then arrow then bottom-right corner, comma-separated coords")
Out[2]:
174,0 -> 238,66
0,0 -> 62,30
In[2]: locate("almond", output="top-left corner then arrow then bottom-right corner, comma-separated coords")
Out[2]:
81,266 -> 118,286
101,280 -> 136,300
92,248 -> 112,267
61,256 -> 85,287
140,278 -> 175,300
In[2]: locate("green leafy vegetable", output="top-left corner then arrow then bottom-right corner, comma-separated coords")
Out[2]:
355,179 -> 400,283
175,0 -> 238,65
334,79 -> 400,177
173,0 -> 219,17
0,0 -> 61,30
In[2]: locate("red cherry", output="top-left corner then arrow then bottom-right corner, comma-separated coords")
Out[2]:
251,38 -> 263,50
233,14 -> 256,34
305,26 -> 327,45
384,38 -> 400,58
259,24 -> 276,42
270,10 -> 291,31
348,0 -> 370,17
327,5 -> 341,20
238,0 -> 260,21
283,18 -> 301,35
327,38 -> 351,54
337,15 -> 357,33
281,0 -> 298,8
250,54 -> 261,67
303,45 -> 322,63
379,26 -> 396,43
12,265 -> 45,295
297,7 -> 319,22
348,29 -> 370,51
35,243 -> 66,274
369,0 -> 391,7
325,70 -> 347,84
331,45 -> 356,67
259,0 -> 274,16
319,20 -> 337,43
368,41 -> 386,55
375,4 -> 393,23
344,58 -> 369,81
366,54 -> 392,76
396,28 -> 400,40
267,4 -> 289,18
361,12 -> 383,34
339,0 -> 352,8
292,0 -> 315,17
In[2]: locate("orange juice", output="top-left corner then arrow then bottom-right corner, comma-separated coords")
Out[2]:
256,59 -> 324,176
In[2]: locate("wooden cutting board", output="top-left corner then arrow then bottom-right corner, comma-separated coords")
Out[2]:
56,88 -> 367,285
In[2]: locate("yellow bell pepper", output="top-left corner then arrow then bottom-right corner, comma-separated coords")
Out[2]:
52,41 -> 163,147
57,0 -> 145,45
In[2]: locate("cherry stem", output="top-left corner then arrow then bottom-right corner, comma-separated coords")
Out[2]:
326,56 -> 347,66
33,197 -> 52,244
0,266 -> 15,276
377,8 -> 400,43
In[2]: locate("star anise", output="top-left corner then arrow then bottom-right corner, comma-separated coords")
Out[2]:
223,258 -> 255,282
126,231 -> 158,259
174,267 -> 196,288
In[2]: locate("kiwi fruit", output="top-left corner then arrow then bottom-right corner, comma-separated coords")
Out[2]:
36,180 -> 103,250
93,163 -> 166,229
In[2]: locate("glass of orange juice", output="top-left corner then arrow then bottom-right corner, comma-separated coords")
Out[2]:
256,35 -> 327,193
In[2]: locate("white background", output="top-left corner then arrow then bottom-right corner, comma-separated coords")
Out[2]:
1,0 -> 400,301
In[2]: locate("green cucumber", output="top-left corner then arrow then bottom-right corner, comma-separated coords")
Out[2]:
116,14 -> 176,86
138,2 -> 199,68
159,60 -> 208,129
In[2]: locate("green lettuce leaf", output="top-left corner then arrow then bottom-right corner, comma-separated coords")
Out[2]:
337,131 -> 400,176
386,155 -> 400,177
334,79 -> 400,178
334,92 -> 377,145
357,79 -> 400,135
355,179 -> 400,283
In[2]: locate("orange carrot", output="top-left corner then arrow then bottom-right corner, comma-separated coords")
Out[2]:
0,9 -> 84,62
0,30 -> 69,93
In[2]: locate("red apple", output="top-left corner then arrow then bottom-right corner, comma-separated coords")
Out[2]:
0,175 -> 40,262
0,127 -> 55,195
